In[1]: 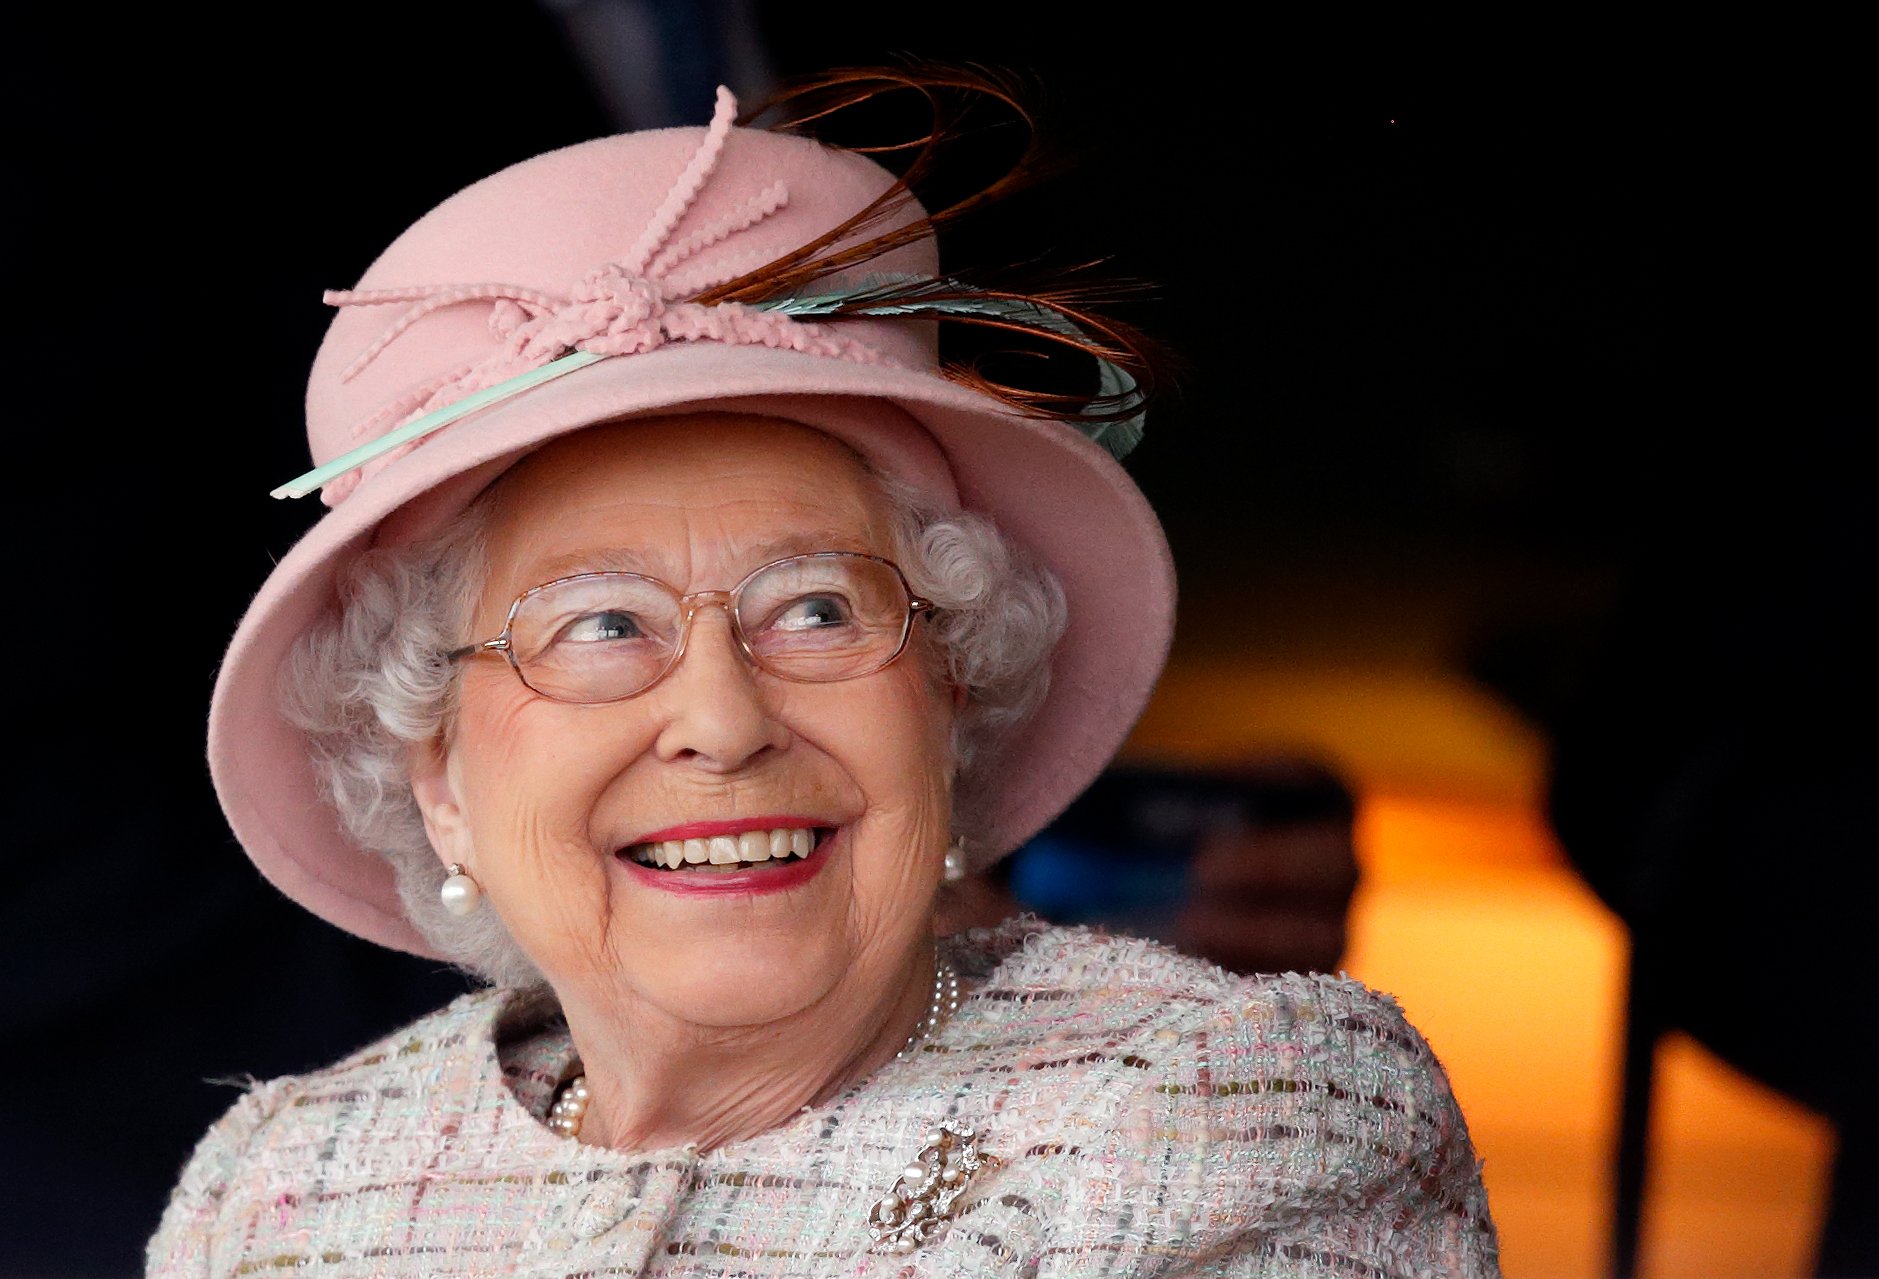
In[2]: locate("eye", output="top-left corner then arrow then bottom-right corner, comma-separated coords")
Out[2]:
559,609 -> 646,643
769,594 -> 852,632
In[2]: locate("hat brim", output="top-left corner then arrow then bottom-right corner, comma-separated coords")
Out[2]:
210,340 -> 1175,957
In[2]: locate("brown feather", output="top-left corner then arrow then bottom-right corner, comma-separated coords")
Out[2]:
687,64 -> 1177,434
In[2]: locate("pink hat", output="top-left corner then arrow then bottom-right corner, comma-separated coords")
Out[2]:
210,87 -> 1176,957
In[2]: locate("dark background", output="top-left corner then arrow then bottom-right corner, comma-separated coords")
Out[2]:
5,6 -> 1869,1274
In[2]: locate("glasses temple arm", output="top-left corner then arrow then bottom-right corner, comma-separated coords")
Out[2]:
444,637 -> 511,663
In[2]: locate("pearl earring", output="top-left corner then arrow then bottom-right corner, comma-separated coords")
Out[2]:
942,840 -> 968,884
440,863 -> 482,916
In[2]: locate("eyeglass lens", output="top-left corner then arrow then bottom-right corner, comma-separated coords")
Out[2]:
507,555 -> 915,703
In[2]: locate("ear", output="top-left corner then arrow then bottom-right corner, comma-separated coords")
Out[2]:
407,737 -> 475,868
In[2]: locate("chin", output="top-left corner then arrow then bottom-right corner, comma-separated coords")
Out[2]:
618,922 -> 854,1030
573,837 -> 856,1026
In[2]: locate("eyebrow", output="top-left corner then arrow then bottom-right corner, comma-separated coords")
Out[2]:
528,530 -> 877,584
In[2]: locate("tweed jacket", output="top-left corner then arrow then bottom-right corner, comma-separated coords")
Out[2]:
147,917 -> 1502,1277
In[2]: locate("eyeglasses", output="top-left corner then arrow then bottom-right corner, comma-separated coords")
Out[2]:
446,552 -> 935,705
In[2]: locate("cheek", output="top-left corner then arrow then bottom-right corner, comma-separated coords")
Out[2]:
870,623 -> 957,754
822,668 -> 957,890
455,671 -> 650,811
860,666 -> 955,794
455,676 -> 585,820
449,674 -> 648,946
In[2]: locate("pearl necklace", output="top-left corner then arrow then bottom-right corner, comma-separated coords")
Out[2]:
548,959 -> 962,1140
897,959 -> 962,1061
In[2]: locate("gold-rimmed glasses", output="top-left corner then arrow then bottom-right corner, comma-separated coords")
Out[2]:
446,552 -> 936,705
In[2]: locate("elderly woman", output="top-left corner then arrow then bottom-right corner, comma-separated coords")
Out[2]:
151,74 -> 1502,1277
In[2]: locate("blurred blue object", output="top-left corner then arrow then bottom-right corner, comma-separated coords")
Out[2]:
1001,763 -> 1356,946
1008,833 -> 1191,937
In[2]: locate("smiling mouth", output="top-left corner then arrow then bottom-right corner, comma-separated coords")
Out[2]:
620,826 -> 836,872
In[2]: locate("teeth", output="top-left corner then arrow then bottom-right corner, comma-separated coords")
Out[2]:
626,827 -> 826,869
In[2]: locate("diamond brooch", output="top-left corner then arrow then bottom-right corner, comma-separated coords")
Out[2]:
867,1120 -> 984,1254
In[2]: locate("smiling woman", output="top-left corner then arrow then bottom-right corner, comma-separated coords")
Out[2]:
284,416 -> 1064,999
154,68 -> 1502,1277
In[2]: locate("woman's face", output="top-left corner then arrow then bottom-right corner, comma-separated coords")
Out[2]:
411,412 -> 957,1030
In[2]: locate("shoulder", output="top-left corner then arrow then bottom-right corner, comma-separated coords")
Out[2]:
950,919 -> 1501,1274
947,913 -> 1243,1001
145,987 -> 514,1275
959,917 -> 1468,1133
1134,957 -> 1500,1272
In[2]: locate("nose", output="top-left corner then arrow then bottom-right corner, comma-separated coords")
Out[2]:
648,599 -> 790,771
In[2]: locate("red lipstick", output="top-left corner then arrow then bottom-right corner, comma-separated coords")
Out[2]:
614,822 -> 841,898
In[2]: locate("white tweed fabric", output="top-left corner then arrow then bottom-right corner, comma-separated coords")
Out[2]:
148,917 -> 1502,1276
